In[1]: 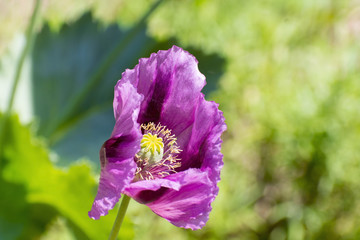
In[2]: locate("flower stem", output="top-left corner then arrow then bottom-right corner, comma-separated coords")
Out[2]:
7,0 -> 41,114
108,195 -> 131,240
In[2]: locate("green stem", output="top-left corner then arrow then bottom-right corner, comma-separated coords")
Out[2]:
109,195 -> 131,240
7,0 -> 41,114
0,0 -> 42,168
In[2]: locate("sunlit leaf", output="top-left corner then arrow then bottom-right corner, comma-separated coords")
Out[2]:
0,179 -> 27,240
32,13 -> 154,166
2,114 -> 134,239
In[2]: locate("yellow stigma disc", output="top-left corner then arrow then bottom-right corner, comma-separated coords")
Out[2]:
140,133 -> 164,154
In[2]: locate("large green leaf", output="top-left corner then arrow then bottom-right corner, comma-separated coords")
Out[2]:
0,179 -> 28,240
30,11 -> 224,167
2,114 -> 134,239
32,12 -> 155,166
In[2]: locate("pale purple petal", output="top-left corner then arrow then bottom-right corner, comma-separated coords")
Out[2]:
144,169 -> 215,230
200,103 -> 226,185
111,81 -> 143,139
123,45 -> 206,128
89,80 -> 143,219
123,177 -> 181,204
177,97 -> 226,184
88,160 -> 136,219
156,46 -> 206,136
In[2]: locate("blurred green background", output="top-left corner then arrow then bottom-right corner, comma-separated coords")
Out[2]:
1,0 -> 360,239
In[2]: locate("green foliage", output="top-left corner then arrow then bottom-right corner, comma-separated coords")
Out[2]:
1,114 -> 133,239
31,12 -> 153,166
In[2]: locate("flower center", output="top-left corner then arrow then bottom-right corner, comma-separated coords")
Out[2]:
134,122 -> 181,181
138,133 -> 164,164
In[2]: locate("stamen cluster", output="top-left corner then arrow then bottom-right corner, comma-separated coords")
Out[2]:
134,122 -> 181,181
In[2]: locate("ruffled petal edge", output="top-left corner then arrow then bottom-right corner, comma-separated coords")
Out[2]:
89,79 -> 143,219
143,168 -> 216,230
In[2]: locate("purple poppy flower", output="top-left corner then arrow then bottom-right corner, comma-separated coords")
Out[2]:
89,46 -> 226,230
